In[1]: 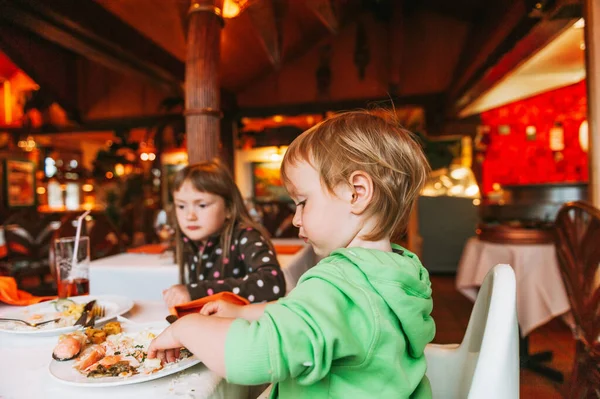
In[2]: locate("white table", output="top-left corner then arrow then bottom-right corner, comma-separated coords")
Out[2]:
0,301 -> 249,399
90,240 -> 315,301
456,236 -> 570,336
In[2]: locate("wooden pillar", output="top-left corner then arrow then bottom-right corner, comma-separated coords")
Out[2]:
585,0 -> 600,207
185,0 -> 224,164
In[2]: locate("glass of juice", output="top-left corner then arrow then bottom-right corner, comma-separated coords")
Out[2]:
54,236 -> 90,298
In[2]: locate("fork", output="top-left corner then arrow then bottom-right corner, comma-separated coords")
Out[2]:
0,317 -> 61,327
91,305 -> 106,319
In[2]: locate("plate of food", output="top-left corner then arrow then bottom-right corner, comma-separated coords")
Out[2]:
49,320 -> 201,387
0,295 -> 134,336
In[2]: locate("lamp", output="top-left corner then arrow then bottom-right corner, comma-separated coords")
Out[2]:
222,0 -> 249,18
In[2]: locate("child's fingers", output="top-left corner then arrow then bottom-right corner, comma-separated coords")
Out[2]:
200,301 -> 218,316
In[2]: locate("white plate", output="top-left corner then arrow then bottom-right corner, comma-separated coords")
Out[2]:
0,295 -> 134,336
49,324 -> 202,387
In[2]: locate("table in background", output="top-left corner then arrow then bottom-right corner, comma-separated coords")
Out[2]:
0,301 -> 248,399
457,236 -> 570,336
90,239 -> 314,301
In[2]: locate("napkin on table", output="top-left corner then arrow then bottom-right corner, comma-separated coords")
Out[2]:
0,276 -> 56,306
170,292 -> 249,318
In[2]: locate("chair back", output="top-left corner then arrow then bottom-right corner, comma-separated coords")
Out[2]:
425,264 -> 519,399
554,201 -> 600,397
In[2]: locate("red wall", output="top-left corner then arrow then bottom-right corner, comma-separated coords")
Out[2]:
480,80 -> 588,193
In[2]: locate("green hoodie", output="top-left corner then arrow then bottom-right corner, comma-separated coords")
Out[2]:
225,245 -> 436,398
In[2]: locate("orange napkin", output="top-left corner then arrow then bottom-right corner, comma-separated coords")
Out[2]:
0,276 -> 56,306
127,243 -> 169,254
274,244 -> 304,255
170,292 -> 249,318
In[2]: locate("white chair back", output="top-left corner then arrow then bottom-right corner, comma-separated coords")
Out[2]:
425,264 -> 519,399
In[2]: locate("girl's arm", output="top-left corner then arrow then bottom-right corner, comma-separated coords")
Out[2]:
147,314 -> 233,377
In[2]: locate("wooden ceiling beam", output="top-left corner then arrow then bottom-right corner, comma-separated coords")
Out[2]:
306,0 -> 339,34
0,0 -> 185,91
448,0 -> 582,117
247,0 -> 287,69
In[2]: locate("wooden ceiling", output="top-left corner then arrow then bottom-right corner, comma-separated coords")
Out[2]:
0,0 -> 583,133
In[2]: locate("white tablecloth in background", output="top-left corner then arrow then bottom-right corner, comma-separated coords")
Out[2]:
90,240 -> 314,301
456,236 -> 570,336
0,301 -> 248,399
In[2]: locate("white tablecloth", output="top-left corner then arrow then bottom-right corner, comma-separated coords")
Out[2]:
0,301 -> 248,399
90,240 -> 315,301
456,236 -> 570,336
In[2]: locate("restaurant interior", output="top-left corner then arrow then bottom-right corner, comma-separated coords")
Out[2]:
0,0 -> 598,398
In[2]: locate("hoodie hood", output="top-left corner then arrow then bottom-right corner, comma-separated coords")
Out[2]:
329,244 -> 435,358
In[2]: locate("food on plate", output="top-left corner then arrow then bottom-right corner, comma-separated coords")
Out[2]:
51,322 -> 193,378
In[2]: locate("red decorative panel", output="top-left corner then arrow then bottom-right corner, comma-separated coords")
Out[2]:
480,80 -> 588,193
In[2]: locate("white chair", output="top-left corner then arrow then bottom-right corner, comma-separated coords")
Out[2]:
425,263 -> 519,399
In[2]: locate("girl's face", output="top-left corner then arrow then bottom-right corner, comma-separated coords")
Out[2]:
285,160 -> 358,258
173,180 -> 229,243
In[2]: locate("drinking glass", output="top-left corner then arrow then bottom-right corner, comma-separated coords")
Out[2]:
54,236 -> 90,298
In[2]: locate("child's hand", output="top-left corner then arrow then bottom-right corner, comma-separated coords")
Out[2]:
163,284 -> 191,308
200,300 -> 243,318
147,325 -> 182,364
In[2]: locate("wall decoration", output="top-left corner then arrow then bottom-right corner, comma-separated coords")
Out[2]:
252,162 -> 290,202
498,125 -> 511,135
549,122 -> 565,151
480,80 -> 587,193
579,120 -> 589,152
4,159 -> 36,207
526,125 -> 537,141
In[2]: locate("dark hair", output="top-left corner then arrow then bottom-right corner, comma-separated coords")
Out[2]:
173,160 -> 271,260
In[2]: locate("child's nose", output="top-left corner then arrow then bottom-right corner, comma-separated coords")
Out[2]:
185,209 -> 198,220
292,209 -> 302,228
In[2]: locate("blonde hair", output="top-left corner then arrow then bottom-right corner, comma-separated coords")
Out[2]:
281,110 -> 430,241
173,160 -> 270,260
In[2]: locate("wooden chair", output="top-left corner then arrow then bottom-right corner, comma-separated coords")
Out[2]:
554,201 -> 600,399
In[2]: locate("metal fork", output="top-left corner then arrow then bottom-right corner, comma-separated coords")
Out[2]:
91,305 -> 106,319
0,317 -> 61,327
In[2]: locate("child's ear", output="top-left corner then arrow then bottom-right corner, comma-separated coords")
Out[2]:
348,171 -> 373,214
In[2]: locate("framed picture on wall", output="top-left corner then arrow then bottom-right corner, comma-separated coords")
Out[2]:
4,159 -> 36,208
252,162 -> 291,202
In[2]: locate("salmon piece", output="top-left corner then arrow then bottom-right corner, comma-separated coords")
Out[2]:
75,345 -> 106,371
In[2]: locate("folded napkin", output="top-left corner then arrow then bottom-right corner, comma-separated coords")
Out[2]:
274,244 -> 304,255
127,243 -> 169,254
0,276 -> 56,306
170,292 -> 249,318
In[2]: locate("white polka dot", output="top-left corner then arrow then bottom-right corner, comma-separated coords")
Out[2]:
206,262 -> 213,268
262,256 -> 270,262
257,279 -> 264,287
193,256 -> 198,262
243,275 -> 249,281
216,248 -> 222,255
268,250 -> 273,255
199,275 -> 204,280
240,237 -> 248,245
248,267 -> 253,272
233,268 -> 240,275
255,242 -> 263,247
235,239 -> 239,245
273,286 -> 280,294
233,287 -> 240,294
191,283 -> 198,288
248,295 -> 255,302
202,254 -> 209,259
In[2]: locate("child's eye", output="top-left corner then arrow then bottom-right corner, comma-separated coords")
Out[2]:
197,203 -> 207,209
176,205 -> 185,210
295,200 -> 306,208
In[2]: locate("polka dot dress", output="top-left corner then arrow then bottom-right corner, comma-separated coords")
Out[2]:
182,223 -> 286,302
